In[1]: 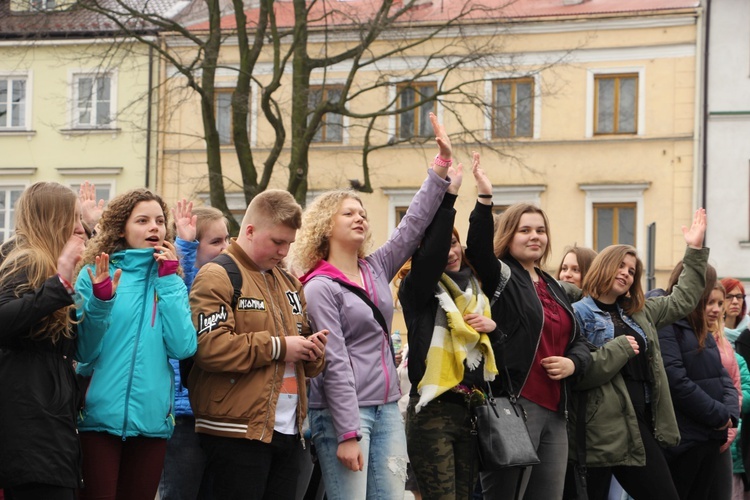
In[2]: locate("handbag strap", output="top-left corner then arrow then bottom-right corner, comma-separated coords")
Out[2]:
332,278 -> 397,365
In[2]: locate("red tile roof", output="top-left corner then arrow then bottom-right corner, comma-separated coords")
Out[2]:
186,0 -> 699,32
0,0 -> 189,38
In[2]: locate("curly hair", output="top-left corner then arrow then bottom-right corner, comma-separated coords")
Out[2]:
0,182 -> 78,343
289,190 -> 372,275
82,189 -> 172,266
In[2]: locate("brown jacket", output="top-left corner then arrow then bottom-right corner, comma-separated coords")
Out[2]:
187,241 -> 324,443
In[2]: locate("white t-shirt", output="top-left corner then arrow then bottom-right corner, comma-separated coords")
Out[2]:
274,362 -> 298,435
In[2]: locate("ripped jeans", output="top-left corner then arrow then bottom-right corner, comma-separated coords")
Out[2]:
309,403 -> 408,500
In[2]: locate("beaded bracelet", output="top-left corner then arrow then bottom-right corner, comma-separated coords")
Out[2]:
433,154 -> 452,168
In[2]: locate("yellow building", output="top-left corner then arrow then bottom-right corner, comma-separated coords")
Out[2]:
0,0 -> 174,241
159,0 -> 702,296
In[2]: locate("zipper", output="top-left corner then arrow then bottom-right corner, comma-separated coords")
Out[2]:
382,335 -> 390,403
121,258 -> 156,439
260,272 -> 280,442
151,291 -> 158,327
518,273 -> 544,396
546,278 -> 579,420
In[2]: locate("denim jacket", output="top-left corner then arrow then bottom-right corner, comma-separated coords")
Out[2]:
575,296 -> 648,348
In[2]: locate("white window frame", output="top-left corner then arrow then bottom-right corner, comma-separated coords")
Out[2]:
491,185 -> 546,207
214,83 -> 255,147
383,188 -> 418,235
0,72 -> 32,131
69,70 -> 118,129
198,192 -> 247,226
484,72 -> 542,141
387,77 -> 444,141
308,78 -> 349,145
0,184 -> 27,243
580,183 -> 649,253
585,67 -> 645,138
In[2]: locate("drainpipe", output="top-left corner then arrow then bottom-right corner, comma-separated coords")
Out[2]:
145,44 -> 154,188
696,0 -> 711,213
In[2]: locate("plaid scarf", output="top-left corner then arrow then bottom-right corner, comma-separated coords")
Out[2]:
415,272 -> 498,412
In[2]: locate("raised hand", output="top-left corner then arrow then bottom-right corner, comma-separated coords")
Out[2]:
58,234 -> 87,283
86,252 -> 123,300
78,181 -> 105,228
172,199 -> 197,242
429,111 -> 451,161
471,152 -> 492,205
447,162 -> 464,195
682,208 -> 706,249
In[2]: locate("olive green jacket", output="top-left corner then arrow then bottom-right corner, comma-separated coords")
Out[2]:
569,246 -> 709,467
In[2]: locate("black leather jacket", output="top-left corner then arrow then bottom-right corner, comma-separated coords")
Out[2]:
465,202 -> 592,411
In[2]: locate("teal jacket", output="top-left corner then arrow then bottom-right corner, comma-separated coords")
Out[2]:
732,353 -> 750,473
570,246 -> 709,467
76,248 -> 197,439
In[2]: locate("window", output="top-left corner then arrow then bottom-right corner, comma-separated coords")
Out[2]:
492,78 -> 533,138
594,74 -> 637,135
397,82 -> 436,140
309,86 -> 343,143
0,187 -> 24,243
593,203 -> 636,251
215,89 -> 251,145
73,74 -> 113,128
31,0 -> 56,9
0,77 -> 27,129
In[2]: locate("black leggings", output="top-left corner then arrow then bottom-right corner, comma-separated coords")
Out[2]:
4,483 -> 76,500
586,417 -> 679,500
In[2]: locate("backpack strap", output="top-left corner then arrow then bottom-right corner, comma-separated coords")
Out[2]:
181,253 -> 244,386
212,253 -> 243,310
332,277 -> 397,366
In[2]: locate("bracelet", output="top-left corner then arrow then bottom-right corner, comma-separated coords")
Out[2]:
433,154 -> 452,168
478,194 -> 493,199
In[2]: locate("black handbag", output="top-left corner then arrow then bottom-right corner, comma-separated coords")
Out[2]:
471,369 -> 540,471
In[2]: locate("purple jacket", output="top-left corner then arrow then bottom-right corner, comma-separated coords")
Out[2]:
301,169 -> 449,442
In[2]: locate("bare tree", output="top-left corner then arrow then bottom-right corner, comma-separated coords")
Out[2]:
70,0 -> 555,233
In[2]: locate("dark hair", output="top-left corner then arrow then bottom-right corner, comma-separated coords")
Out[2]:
583,245 -> 645,315
667,262 -> 717,350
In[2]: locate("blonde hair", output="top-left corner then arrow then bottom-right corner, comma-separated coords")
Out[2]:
493,203 -> 551,267
193,206 -> 229,241
0,182 -> 78,343
290,190 -> 371,275
83,189 -> 172,265
242,190 -> 301,230
583,245 -> 645,315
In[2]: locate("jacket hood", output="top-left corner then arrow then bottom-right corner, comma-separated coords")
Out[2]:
726,314 -> 750,345
300,259 -> 362,287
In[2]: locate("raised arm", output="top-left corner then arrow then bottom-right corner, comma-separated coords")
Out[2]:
466,152 -> 501,298
172,199 -> 199,289
646,209 -> 709,329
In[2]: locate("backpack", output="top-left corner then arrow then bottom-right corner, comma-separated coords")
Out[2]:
180,253 -> 243,385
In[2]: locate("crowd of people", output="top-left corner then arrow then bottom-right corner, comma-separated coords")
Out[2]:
0,114 -> 747,500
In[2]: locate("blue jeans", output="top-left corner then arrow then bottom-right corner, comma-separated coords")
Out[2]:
310,403 -> 408,500
158,416 -> 212,500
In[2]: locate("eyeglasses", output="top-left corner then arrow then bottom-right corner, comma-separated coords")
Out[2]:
727,293 -> 745,302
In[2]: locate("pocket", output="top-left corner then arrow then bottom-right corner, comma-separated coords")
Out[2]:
210,373 -> 237,403
582,318 -> 608,345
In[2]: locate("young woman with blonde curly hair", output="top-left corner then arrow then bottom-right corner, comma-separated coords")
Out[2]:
289,113 -> 453,500
75,188 -> 196,500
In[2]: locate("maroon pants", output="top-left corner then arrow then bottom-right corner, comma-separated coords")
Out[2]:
78,432 -> 167,500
